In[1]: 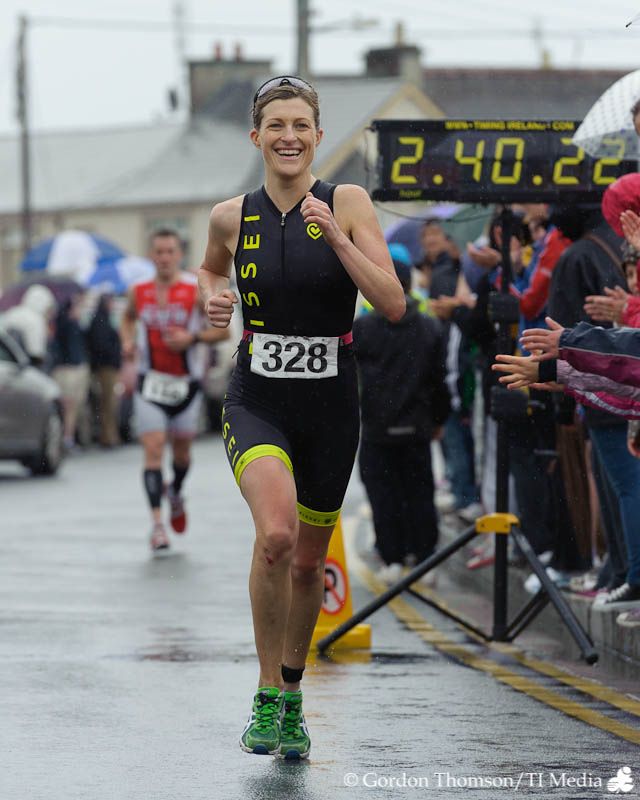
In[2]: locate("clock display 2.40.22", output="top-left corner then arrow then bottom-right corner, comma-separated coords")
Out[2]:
391,134 -> 624,189
373,120 -> 635,202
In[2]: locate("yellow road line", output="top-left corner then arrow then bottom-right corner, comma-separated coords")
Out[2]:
409,584 -> 640,720
342,519 -> 640,746
501,648 -> 640,718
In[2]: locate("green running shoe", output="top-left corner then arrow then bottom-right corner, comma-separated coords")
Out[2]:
278,690 -> 311,760
239,687 -> 283,755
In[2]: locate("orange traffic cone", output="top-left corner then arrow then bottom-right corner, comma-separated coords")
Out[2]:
311,517 -> 371,650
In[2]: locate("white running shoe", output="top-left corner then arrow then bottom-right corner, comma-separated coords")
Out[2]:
523,567 -> 566,595
376,563 -> 403,584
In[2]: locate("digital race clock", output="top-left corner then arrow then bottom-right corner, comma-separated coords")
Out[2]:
371,120 -> 637,203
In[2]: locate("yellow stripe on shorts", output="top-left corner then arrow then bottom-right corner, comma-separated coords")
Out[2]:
234,444 -> 293,485
297,502 -> 340,527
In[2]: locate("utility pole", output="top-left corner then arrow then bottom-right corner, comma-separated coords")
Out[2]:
172,1 -> 189,113
16,14 -> 32,256
296,0 -> 310,78
532,17 -> 552,69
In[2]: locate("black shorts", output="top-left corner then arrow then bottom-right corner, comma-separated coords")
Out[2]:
221,340 -> 359,527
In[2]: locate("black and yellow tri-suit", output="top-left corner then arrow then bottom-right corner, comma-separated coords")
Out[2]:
222,180 -> 360,526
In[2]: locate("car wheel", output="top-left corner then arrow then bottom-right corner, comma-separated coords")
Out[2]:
27,404 -> 64,475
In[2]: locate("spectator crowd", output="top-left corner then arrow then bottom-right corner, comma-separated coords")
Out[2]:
356,170 -> 640,633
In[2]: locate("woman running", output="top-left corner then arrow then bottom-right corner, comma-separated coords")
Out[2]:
197,75 -> 405,759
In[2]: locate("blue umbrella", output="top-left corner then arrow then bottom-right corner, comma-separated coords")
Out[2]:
20,230 -> 126,286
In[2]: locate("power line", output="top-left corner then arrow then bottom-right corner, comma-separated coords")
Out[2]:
28,15 -> 640,40
349,0 -> 636,25
30,15 -> 294,35
410,28 -> 639,39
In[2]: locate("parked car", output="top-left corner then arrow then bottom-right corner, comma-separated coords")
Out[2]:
0,327 -> 64,474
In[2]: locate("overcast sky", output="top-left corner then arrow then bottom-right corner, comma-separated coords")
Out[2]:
0,0 -> 639,134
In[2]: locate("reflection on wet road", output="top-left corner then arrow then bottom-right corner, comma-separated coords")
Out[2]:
1,438 -> 638,799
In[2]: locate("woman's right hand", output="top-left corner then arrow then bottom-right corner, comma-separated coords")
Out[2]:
206,289 -> 238,328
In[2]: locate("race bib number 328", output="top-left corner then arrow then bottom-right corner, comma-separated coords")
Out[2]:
250,333 -> 339,379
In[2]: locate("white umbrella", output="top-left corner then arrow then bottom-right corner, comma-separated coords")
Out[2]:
572,69 -> 640,158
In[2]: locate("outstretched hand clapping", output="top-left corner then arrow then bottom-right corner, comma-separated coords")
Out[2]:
519,317 -> 565,361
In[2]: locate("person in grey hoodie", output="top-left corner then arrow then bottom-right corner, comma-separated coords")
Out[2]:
1,284 -> 57,367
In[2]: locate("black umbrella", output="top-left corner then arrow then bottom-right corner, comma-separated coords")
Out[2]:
0,275 -> 83,312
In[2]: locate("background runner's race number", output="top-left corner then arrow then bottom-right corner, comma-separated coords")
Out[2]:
142,370 -> 189,406
251,333 -> 339,379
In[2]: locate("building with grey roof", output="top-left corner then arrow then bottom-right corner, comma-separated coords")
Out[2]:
0,66 -> 440,287
0,38 -> 633,288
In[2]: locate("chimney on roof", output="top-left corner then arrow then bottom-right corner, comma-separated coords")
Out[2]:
188,48 -> 272,117
365,22 -> 422,85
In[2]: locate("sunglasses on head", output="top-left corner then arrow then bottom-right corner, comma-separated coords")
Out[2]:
253,76 -> 316,107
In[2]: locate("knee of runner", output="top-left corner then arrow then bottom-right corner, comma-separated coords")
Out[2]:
260,526 -> 297,566
290,555 -> 325,584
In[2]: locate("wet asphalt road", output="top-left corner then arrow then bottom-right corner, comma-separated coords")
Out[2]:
1,436 -> 637,800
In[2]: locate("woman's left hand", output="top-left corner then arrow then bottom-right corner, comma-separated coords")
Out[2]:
301,192 -> 346,249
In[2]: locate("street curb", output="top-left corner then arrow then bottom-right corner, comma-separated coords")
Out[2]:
439,516 -> 640,675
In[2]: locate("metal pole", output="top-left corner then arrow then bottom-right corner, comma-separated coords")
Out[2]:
511,528 -> 597,663
296,0 -> 310,78
492,206 -> 514,640
17,14 -> 32,256
316,524 -> 478,652
172,1 -> 189,113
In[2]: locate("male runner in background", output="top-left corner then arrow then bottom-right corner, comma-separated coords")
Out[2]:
121,228 -> 229,552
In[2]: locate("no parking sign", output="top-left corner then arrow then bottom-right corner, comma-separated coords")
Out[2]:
323,558 -> 347,615
311,518 -> 371,650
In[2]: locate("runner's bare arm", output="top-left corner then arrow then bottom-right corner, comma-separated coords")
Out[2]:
120,288 -> 138,359
302,184 -> 405,322
198,197 -> 242,328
